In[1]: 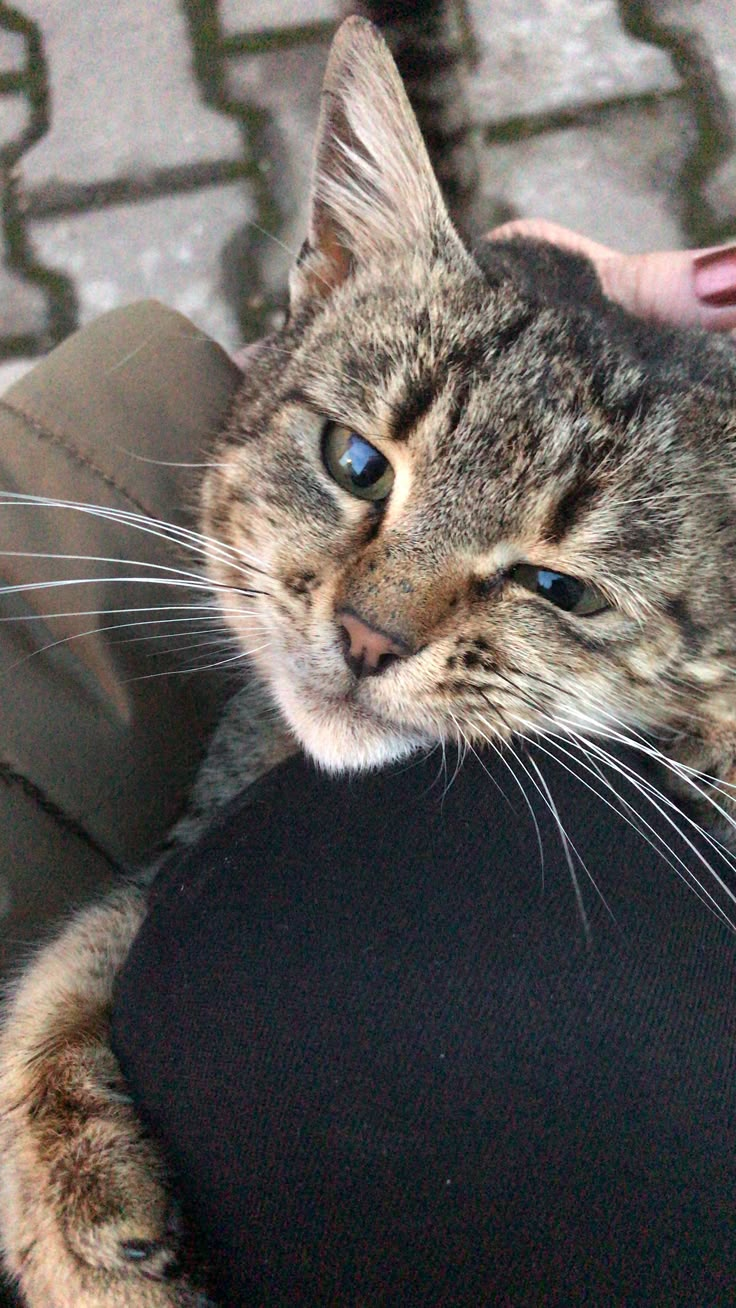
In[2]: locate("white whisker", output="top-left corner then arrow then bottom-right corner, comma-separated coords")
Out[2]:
569,732 -> 736,889
0,492 -> 270,579
460,711 -> 545,872
0,576 -> 254,601
0,602 -> 245,623
528,730 -> 730,925
548,707 -> 736,869
526,749 -> 617,929
115,448 -> 225,470
138,633 -> 244,658
536,728 -> 736,932
471,707 -> 597,931
441,714 -> 466,799
123,641 -> 272,681
0,609 -> 256,677
560,702 -> 736,793
0,548 -> 240,591
111,624 -> 254,648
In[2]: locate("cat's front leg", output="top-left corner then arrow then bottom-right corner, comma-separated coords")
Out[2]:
0,887 -> 210,1307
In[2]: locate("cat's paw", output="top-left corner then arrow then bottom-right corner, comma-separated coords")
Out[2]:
45,1048 -> 181,1277
0,1033 -> 198,1304
0,891 -> 213,1307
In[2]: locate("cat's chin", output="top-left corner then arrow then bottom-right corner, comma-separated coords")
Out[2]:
269,673 -> 423,773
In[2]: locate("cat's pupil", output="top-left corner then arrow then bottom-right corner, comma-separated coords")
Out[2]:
340,434 -> 387,489
536,569 -> 583,610
508,563 -> 608,616
321,422 -> 395,501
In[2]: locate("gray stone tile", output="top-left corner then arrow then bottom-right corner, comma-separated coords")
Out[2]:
0,358 -> 34,394
221,0 -> 338,30
19,0 -> 241,189
481,97 -> 692,251
29,183 -> 254,353
0,268 -> 47,339
0,94 -> 30,145
467,0 -> 679,123
642,0 -> 736,230
0,28 -> 26,73
225,41 -> 330,301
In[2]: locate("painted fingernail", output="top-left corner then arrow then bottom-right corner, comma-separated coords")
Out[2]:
693,244 -> 736,307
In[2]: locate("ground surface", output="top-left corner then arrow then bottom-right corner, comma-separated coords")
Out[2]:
0,0 -> 734,388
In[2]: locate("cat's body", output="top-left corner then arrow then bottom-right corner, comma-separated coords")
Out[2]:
2,16 -> 736,1307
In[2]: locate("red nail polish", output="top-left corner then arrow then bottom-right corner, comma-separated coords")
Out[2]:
693,244 -> 736,307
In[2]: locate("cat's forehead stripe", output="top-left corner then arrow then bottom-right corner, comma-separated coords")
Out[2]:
280,384 -> 312,410
388,377 -> 436,442
544,475 -> 603,546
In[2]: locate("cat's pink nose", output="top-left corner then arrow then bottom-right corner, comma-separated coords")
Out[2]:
337,609 -> 411,678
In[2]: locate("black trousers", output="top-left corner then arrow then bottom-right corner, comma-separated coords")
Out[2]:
112,746 -> 736,1306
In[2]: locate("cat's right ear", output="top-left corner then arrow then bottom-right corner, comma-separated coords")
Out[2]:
290,17 -> 466,311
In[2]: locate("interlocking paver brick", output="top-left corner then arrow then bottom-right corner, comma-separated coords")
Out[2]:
0,28 -> 26,71
0,95 -> 29,142
225,41 -> 330,310
30,183 -> 253,351
639,0 -> 736,230
467,0 -> 679,123
14,0 -> 258,352
481,97 -> 692,250
221,0 -> 338,29
0,269 -> 46,340
0,0 -> 733,376
19,0 -> 241,185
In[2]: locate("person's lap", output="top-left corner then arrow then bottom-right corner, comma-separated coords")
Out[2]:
112,743 -> 736,1305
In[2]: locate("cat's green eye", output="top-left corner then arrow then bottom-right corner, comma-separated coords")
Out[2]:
510,564 -> 609,616
321,422 -> 394,502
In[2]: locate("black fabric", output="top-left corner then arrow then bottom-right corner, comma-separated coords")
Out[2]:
112,746 -> 736,1306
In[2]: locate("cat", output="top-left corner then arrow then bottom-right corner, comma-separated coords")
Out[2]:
2,14 -> 736,1308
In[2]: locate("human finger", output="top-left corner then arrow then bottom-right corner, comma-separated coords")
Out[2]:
487,219 -> 736,334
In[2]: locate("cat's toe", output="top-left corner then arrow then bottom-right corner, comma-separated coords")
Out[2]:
121,1226 -> 180,1276
57,1115 -> 182,1277
118,1203 -> 183,1278
78,1213 -> 181,1280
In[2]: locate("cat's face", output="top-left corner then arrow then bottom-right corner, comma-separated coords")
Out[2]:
202,18 -> 736,774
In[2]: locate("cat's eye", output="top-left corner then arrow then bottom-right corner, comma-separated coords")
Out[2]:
509,564 -> 609,616
321,422 -> 394,502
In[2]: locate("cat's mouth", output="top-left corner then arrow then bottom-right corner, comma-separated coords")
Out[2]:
234,601 -> 430,771
264,655 -> 427,772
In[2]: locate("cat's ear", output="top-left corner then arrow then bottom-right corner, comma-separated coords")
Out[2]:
290,17 -> 463,309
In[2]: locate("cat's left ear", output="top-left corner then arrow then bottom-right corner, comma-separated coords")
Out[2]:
290,17 -> 467,310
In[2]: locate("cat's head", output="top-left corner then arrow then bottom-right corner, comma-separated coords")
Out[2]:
203,17 -> 736,774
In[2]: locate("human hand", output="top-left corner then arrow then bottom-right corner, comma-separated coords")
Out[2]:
488,218 -> 736,335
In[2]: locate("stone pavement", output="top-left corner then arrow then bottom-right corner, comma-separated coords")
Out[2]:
0,0 -> 734,393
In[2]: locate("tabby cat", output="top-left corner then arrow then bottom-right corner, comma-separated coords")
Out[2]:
2,16 -> 736,1308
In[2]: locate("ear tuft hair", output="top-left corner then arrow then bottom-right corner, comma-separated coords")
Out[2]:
290,17 -> 464,308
